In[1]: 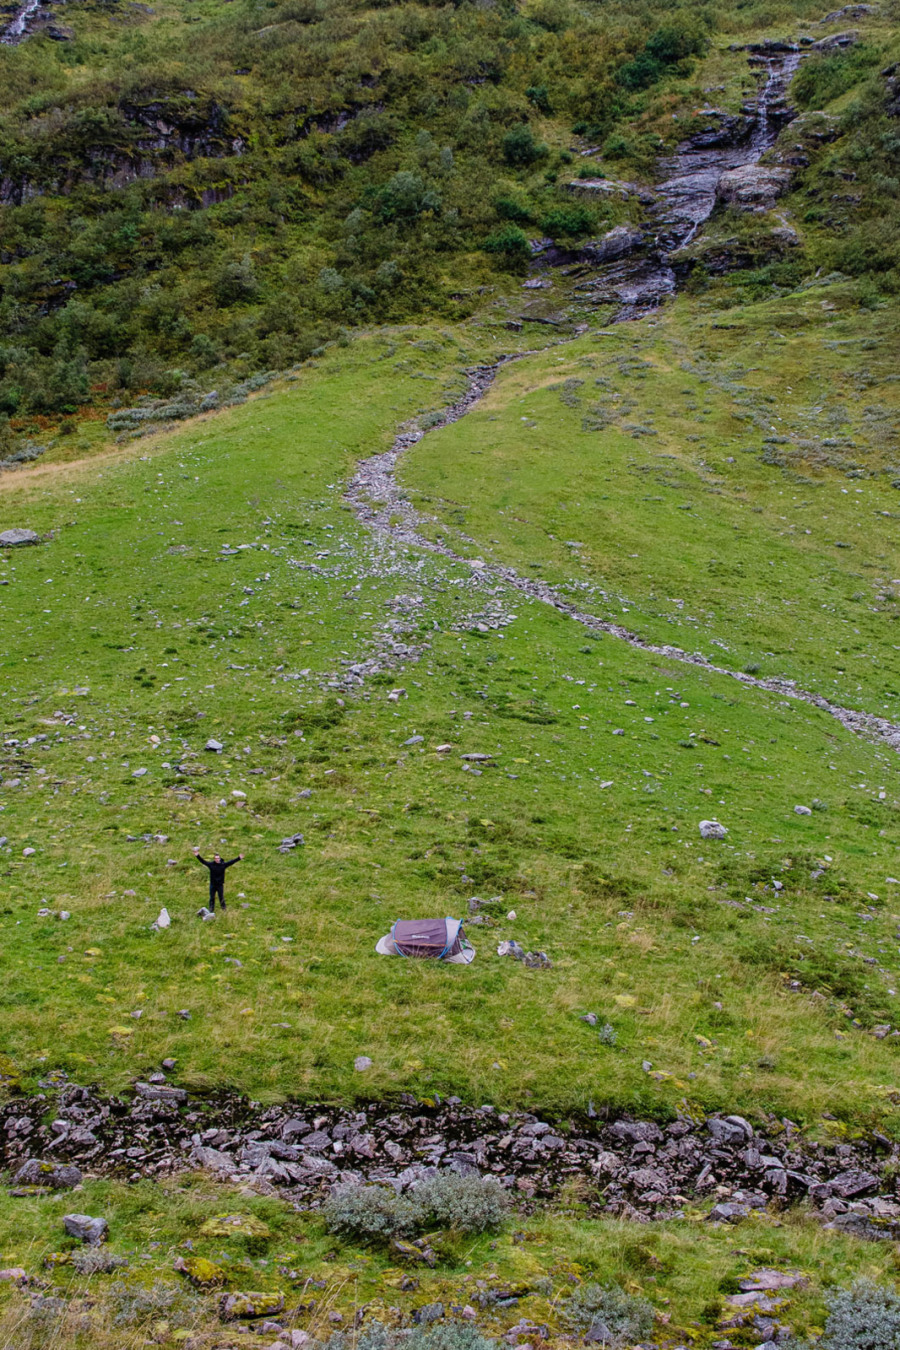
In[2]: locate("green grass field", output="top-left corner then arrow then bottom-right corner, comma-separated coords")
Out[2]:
1,306 -> 900,1131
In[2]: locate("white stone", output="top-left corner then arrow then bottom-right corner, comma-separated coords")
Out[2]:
699,820 -> 728,840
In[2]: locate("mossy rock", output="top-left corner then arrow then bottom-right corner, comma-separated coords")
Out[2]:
0,1054 -> 21,1091
176,1254 -> 227,1289
220,1290 -> 285,1320
43,1252 -> 74,1268
200,1213 -> 271,1239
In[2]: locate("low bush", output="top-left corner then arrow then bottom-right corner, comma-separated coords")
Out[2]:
502,125 -> 547,167
482,225 -> 532,270
72,1249 -> 128,1275
821,1279 -> 900,1350
541,205 -> 597,237
324,1173 -> 510,1242
563,1282 -> 655,1348
319,1321 -> 497,1350
410,1172 -> 510,1233
322,1182 -> 417,1240
109,1280 -> 204,1328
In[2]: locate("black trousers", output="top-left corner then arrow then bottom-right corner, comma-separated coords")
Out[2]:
209,880 -> 225,910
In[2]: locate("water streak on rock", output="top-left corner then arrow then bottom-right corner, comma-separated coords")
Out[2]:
1,0 -> 43,44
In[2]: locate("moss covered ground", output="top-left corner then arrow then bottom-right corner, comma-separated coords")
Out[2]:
2,1169 -> 900,1350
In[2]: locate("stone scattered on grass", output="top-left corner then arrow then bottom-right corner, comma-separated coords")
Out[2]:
135,1082 -> 187,1103
354,1056 -> 373,1072
390,1238 -> 436,1267
278,832 -> 304,854
12,1159 -> 82,1190
699,819 -> 728,839
220,1290 -> 285,1321
0,529 -> 40,547
63,1214 -> 108,1246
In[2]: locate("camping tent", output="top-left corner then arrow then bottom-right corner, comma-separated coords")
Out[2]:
376,917 -> 475,964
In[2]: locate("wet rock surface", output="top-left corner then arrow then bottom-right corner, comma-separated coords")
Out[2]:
555,46 -> 802,319
3,1083 -> 900,1231
716,162 -> 792,210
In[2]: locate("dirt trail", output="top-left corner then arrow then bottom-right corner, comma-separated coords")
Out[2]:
346,361 -> 900,757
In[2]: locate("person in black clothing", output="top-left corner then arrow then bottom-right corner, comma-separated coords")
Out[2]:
193,847 -> 243,911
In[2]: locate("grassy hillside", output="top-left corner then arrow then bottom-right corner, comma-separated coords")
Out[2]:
2,0 -> 899,461
402,285 -> 900,713
3,5 -> 900,1344
1,317 -> 899,1131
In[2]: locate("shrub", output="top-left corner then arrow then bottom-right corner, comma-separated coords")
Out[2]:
821,1279 -> 900,1350
645,22 -> 707,65
109,1280 -> 204,1327
617,51 -> 663,91
72,1249 -> 128,1275
483,225 -> 532,270
502,125 -> 547,167
318,1321 -> 497,1350
617,20 -> 708,90
541,205 -> 596,237
322,1182 -> 416,1240
525,84 -> 552,113
563,1282 -> 655,1348
410,1172 -> 511,1233
376,171 -> 442,223
213,254 -> 259,306
495,196 -> 533,223
405,1324 -> 498,1350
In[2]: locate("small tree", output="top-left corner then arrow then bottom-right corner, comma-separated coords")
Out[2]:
502,124 -> 547,167
483,225 -> 532,271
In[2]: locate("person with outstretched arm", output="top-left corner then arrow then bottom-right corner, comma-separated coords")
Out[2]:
192,847 -> 243,912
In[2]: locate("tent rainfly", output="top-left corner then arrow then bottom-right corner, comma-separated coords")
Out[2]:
376,917 -> 475,964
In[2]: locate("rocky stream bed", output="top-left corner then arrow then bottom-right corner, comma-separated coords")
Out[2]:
342,37 -> 900,762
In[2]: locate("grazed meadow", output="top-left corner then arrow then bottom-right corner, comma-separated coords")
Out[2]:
1,318 -> 899,1131
3,7 -> 900,1343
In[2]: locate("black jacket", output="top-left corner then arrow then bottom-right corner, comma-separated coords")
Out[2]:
196,855 -> 240,885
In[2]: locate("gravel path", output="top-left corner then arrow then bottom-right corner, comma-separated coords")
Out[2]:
345,361 -> 900,756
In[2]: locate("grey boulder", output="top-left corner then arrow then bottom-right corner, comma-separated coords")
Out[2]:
13,1159 -> 82,1189
699,819 -> 728,839
0,528 -> 40,548
63,1214 -> 108,1245
716,164 -> 791,211
580,225 -> 644,264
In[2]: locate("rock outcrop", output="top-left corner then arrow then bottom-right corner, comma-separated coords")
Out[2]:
716,163 -> 792,211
